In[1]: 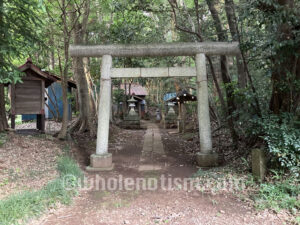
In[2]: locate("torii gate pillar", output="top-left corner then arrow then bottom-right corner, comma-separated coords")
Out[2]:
86,55 -> 114,171
195,54 -> 218,166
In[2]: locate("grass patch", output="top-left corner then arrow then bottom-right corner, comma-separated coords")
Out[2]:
0,155 -> 82,225
8,115 -> 23,126
192,167 -> 300,218
254,176 -> 300,213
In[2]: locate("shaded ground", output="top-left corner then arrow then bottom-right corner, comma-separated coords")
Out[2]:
15,120 -> 63,135
0,132 -> 62,199
28,121 -> 285,225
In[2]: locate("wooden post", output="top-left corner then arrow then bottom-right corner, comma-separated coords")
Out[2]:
37,80 -> 46,132
37,114 -> 41,130
138,102 -> 142,119
37,114 -> 45,132
11,115 -> 15,129
177,102 -> 182,133
181,102 -> 186,133
10,83 -> 16,129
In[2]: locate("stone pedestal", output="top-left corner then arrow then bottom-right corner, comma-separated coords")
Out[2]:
122,96 -> 140,129
196,152 -> 218,167
252,148 -> 266,181
164,113 -> 177,129
122,114 -> 140,129
86,153 -> 114,172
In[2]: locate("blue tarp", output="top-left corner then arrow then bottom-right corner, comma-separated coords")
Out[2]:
163,92 -> 177,102
22,82 -> 72,121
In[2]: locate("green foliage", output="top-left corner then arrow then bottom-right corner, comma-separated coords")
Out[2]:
239,0 -> 300,113
254,176 -> 300,213
0,155 -> 82,225
0,0 -> 44,83
113,88 -> 125,104
57,156 -> 83,180
251,113 -> 300,176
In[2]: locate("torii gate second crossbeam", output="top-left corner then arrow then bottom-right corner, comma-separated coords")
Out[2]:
69,42 -> 240,171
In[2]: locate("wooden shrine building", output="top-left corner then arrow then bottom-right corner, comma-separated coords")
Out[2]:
9,58 -> 74,132
165,90 -> 197,132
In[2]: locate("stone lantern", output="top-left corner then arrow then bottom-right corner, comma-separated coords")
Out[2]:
167,102 -> 176,115
122,96 -> 140,129
127,96 -> 138,116
164,102 -> 177,129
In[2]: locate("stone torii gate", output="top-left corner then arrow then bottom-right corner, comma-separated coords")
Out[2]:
69,42 -> 239,171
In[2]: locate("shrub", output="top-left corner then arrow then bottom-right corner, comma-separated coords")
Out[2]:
251,113 -> 300,176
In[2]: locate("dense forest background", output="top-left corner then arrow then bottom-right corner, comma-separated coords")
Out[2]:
0,0 -> 299,174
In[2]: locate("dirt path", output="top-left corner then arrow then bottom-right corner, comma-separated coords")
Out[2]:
30,122 -> 283,225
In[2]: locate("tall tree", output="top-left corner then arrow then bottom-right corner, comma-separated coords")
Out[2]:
71,0 -> 97,136
206,0 -> 238,143
224,0 -> 247,89
45,0 -> 85,139
0,0 -> 7,131
246,0 -> 300,114
0,0 -> 43,131
264,0 -> 300,114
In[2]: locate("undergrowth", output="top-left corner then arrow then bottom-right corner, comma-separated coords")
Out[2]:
193,166 -> 300,223
253,173 -> 300,214
0,153 -> 82,225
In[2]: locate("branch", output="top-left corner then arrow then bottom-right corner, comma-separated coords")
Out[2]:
194,0 -> 201,35
168,0 -> 203,41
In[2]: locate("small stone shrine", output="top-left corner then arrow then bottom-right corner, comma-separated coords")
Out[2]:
164,102 -> 177,128
122,96 -> 140,129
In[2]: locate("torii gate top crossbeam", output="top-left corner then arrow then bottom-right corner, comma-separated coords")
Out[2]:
69,42 -> 239,57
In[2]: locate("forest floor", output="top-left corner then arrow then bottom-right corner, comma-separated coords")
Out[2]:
20,120 -> 288,225
0,132 -> 62,200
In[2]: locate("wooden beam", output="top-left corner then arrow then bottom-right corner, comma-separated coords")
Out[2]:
70,42 -> 239,57
110,67 -> 196,78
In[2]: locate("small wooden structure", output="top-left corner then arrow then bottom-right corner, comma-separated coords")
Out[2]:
165,90 -> 197,132
22,78 -> 76,121
9,58 -> 76,132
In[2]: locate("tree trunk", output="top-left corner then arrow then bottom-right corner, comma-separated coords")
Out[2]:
58,0 -> 71,140
58,75 -> 69,139
0,84 -> 8,131
49,27 -> 55,71
83,57 -> 96,115
0,0 -> 8,132
70,0 -> 96,136
224,0 -> 247,88
269,0 -> 300,114
206,0 -> 238,144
